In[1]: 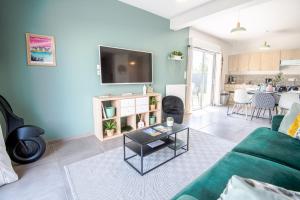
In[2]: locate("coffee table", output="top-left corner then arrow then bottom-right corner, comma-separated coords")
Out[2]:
123,123 -> 189,176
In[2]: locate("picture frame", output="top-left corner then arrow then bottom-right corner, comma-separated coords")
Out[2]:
26,33 -> 56,66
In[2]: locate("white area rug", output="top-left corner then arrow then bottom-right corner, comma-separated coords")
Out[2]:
64,130 -> 236,200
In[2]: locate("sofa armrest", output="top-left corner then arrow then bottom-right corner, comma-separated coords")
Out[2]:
271,115 -> 284,132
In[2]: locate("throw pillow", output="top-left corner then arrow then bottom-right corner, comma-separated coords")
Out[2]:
279,102 -> 300,134
288,113 -> 300,140
0,122 -> 18,186
218,175 -> 300,200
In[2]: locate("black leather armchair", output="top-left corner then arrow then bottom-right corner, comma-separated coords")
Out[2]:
162,96 -> 184,124
0,95 -> 46,164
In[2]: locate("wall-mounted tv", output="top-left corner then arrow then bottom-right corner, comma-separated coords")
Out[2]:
99,46 -> 153,84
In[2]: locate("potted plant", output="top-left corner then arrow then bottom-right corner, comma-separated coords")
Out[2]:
149,96 -> 158,111
170,50 -> 183,60
103,120 -> 117,137
272,72 -> 284,87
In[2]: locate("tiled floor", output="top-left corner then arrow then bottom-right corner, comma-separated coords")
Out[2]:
0,106 -> 270,200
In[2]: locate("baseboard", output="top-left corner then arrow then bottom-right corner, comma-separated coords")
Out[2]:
47,132 -> 94,144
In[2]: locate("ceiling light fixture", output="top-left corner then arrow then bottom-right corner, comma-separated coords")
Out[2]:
230,11 -> 247,34
260,41 -> 271,50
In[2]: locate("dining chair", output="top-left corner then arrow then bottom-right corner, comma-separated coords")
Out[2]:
228,89 -> 252,119
278,93 -> 300,114
251,93 -> 275,122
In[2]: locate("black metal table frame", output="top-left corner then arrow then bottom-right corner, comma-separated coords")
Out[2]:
123,127 -> 189,176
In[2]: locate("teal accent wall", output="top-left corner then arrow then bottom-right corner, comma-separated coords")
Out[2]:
0,0 -> 188,140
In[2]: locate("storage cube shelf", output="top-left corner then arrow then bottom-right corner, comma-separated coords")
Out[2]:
93,93 -> 162,141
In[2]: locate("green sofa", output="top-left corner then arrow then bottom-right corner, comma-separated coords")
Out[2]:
172,115 -> 300,200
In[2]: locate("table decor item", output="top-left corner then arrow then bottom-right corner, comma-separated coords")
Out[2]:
166,117 -> 174,127
103,120 -> 117,137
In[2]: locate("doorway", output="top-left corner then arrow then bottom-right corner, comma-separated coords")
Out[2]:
191,49 -> 217,110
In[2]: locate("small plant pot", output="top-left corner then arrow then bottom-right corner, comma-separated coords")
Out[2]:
105,107 -> 115,118
105,129 -> 114,137
170,55 -> 183,60
150,104 -> 156,111
149,116 -> 156,125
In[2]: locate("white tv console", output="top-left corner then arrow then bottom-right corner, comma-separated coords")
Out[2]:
93,93 -> 162,141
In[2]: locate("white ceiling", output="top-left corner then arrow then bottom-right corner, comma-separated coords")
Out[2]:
192,0 -> 300,42
119,0 -> 300,44
118,0 -> 213,19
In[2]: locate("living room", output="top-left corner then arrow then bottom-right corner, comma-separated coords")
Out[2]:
1,0 -> 300,200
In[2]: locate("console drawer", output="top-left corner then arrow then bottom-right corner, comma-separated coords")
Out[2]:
120,99 -> 135,108
135,97 -> 149,106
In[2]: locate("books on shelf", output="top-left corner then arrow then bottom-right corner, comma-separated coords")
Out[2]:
101,102 -> 107,119
147,140 -> 165,148
143,128 -> 161,137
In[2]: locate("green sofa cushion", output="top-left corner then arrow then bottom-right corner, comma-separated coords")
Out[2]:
172,152 -> 300,200
271,115 -> 284,132
233,127 -> 300,171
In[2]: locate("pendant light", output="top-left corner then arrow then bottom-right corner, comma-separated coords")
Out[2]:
260,41 -> 271,50
260,31 -> 271,50
231,11 -> 247,34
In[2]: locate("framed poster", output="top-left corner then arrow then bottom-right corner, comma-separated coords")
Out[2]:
26,33 -> 56,66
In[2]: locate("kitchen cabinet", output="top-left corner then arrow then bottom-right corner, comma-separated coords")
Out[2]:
238,54 -> 249,72
260,50 -> 280,71
248,52 -> 261,71
228,55 -> 239,73
280,49 -> 300,60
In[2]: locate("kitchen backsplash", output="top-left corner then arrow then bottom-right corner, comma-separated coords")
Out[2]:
225,74 -> 300,85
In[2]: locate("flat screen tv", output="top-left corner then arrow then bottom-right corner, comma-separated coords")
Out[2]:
99,46 -> 153,84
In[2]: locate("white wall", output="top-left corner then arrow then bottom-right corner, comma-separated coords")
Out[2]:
188,28 -> 233,89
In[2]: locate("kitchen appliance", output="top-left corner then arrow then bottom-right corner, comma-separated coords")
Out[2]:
280,59 -> 300,66
227,75 -> 236,84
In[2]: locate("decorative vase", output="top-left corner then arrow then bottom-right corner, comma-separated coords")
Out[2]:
105,129 -> 114,137
149,116 -> 156,125
150,104 -> 156,111
105,107 -> 115,118
137,120 -> 145,129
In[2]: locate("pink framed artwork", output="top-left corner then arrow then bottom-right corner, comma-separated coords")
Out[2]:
26,33 -> 56,66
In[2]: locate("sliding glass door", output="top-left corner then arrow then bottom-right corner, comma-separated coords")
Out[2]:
191,49 -> 216,110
